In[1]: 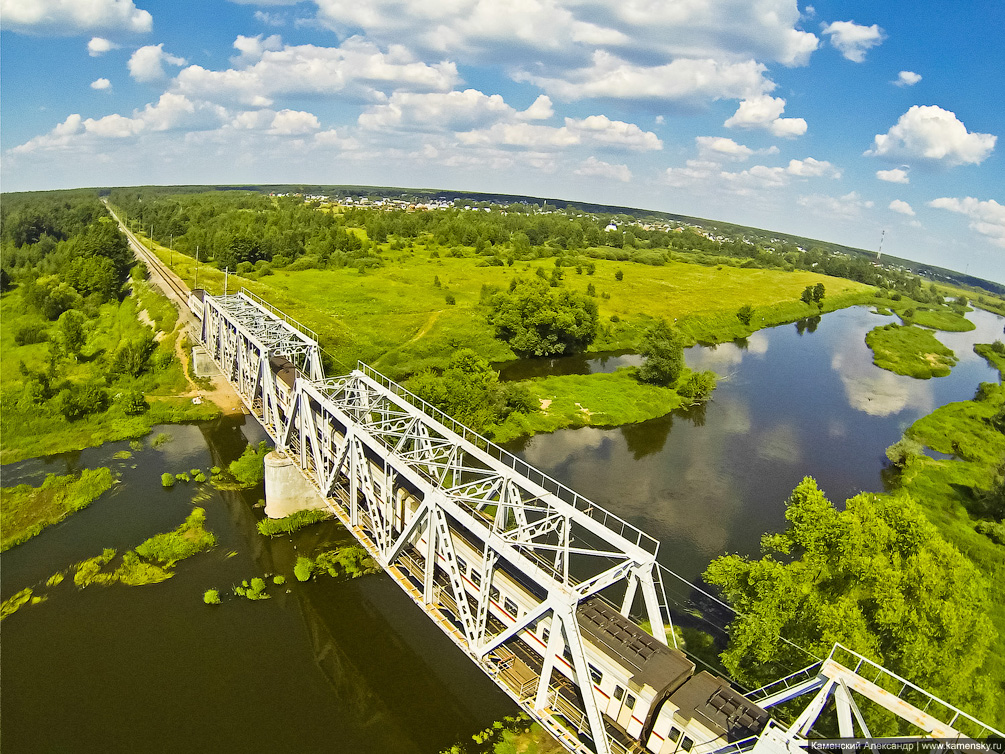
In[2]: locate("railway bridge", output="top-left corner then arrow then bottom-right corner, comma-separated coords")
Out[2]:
187,287 -> 1001,754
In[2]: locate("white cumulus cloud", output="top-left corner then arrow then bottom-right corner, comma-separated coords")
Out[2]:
516,52 -> 772,105
695,136 -> 753,161
91,77 -> 112,90
876,168 -> 909,183
786,156 -> 840,178
173,39 -> 459,107
129,44 -> 187,83
889,199 -> 915,216
724,95 -> 807,137
574,156 -> 631,183
866,105 -> 996,166
0,0 -> 152,35
797,191 -> 873,218
894,70 -> 921,87
821,20 -> 885,62
359,89 -> 515,131
268,109 -> 321,135
929,197 -> 1005,248
88,37 -> 119,56
456,114 -> 661,152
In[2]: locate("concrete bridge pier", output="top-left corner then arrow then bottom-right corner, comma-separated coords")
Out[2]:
264,451 -> 328,518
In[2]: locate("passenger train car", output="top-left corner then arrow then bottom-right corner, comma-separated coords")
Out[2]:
265,353 -> 770,754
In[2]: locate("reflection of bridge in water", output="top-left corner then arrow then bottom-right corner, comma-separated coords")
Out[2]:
190,288 -> 1002,754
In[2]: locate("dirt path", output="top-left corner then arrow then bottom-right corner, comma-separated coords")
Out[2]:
408,310 -> 442,344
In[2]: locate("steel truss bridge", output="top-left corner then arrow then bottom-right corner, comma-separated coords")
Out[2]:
193,289 -> 1003,754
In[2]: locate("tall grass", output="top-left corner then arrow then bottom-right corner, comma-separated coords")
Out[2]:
256,508 -> 331,537
1,467 -> 116,552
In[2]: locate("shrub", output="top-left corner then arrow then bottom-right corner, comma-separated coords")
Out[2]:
13,323 -> 48,346
229,441 -> 271,487
273,575 -> 286,586
614,269 -> 624,281
294,556 -> 314,582
203,589 -> 221,605
736,304 -> 754,326
487,278 -> 598,357
679,370 -> 717,401
161,473 -> 175,487
58,384 -> 109,421
638,320 -> 685,386
122,390 -> 149,415
885,437 -> 923,468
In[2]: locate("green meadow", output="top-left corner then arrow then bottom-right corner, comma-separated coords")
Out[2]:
148,238 -> 872,380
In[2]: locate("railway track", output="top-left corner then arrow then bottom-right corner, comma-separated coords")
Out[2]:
103,200 -> 193,306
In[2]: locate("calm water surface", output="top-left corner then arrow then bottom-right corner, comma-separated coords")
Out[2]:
503,306 -> 1002,581
0,417 -> 511,753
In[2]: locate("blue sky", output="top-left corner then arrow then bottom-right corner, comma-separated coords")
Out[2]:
2,0 -> 1003,282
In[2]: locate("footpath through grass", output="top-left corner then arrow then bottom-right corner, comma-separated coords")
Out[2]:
0,468 -> 116,551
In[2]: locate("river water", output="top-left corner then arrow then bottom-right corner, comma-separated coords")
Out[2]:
502,306 -> 1003,582
2,305 -> 999,751
0,418 -> 511,753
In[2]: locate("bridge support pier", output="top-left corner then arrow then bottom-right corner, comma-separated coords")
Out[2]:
264,451 -> 328,518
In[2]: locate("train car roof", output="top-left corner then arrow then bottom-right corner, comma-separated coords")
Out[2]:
268,355 -> 298,388
668,671 -> 769,741
577,597 -> 694,694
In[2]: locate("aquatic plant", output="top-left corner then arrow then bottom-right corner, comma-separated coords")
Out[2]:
294,556 -> 314,582
255,508 -> 331,537
115,550 -> 173,585
135,508 -> 216,566
203,589 -> 221,605
151,432 -> 172,448
273,575 -> 286,586
175,472 -> 190,483
73,548 -> 117,588
161,473 -> 175,487
0,589 -> 34,621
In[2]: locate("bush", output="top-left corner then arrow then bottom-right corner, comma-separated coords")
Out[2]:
885,437 -> 923,468
975,521 -> 1005,546
736,304 -> 754,326
58,384 -> 109,421
13,323 -> 48,346
122,390 -> 149,415
229,441 -> 271,487
679,370 -> 717,401
615,269 -> 624,281
294,556 -> 314,582
203,589 -> 221,605
638,320 -> 685,386
161,473 -> 175,487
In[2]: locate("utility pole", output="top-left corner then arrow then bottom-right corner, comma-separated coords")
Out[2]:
194,245 -> 199,290
170,235 -> 173,268
877,229 -> 885,262
224,267 -> 229,296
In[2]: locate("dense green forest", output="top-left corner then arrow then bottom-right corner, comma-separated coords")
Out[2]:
0,192 -> 217,462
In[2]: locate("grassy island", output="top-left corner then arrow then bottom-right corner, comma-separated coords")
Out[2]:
865,323 -> 957,378
0,468 -> 116,551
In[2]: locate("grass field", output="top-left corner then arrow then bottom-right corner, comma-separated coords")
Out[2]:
865,323 -> 957,379
146,238 -> 873,379
908,308 -> 976,331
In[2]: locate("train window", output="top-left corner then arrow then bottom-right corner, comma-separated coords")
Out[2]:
588,664 -> 602,685
541,628 -> 550,644
470,570 -> 481,588
668,728 -> 681,743
625,694 -> 636,710
613,686 -> 624,702
456,556 -> 468,574
681,737 -> 694,752
490,586 -> 500,603
503,597 -> 519,616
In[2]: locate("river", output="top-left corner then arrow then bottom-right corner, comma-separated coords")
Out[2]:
2,305 -> 999,751
502,306 -> 1002,582
0,418 -> 512,753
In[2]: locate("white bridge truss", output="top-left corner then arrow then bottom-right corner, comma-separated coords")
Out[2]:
196,290 -> 1004,754
199,291 -> 672,754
